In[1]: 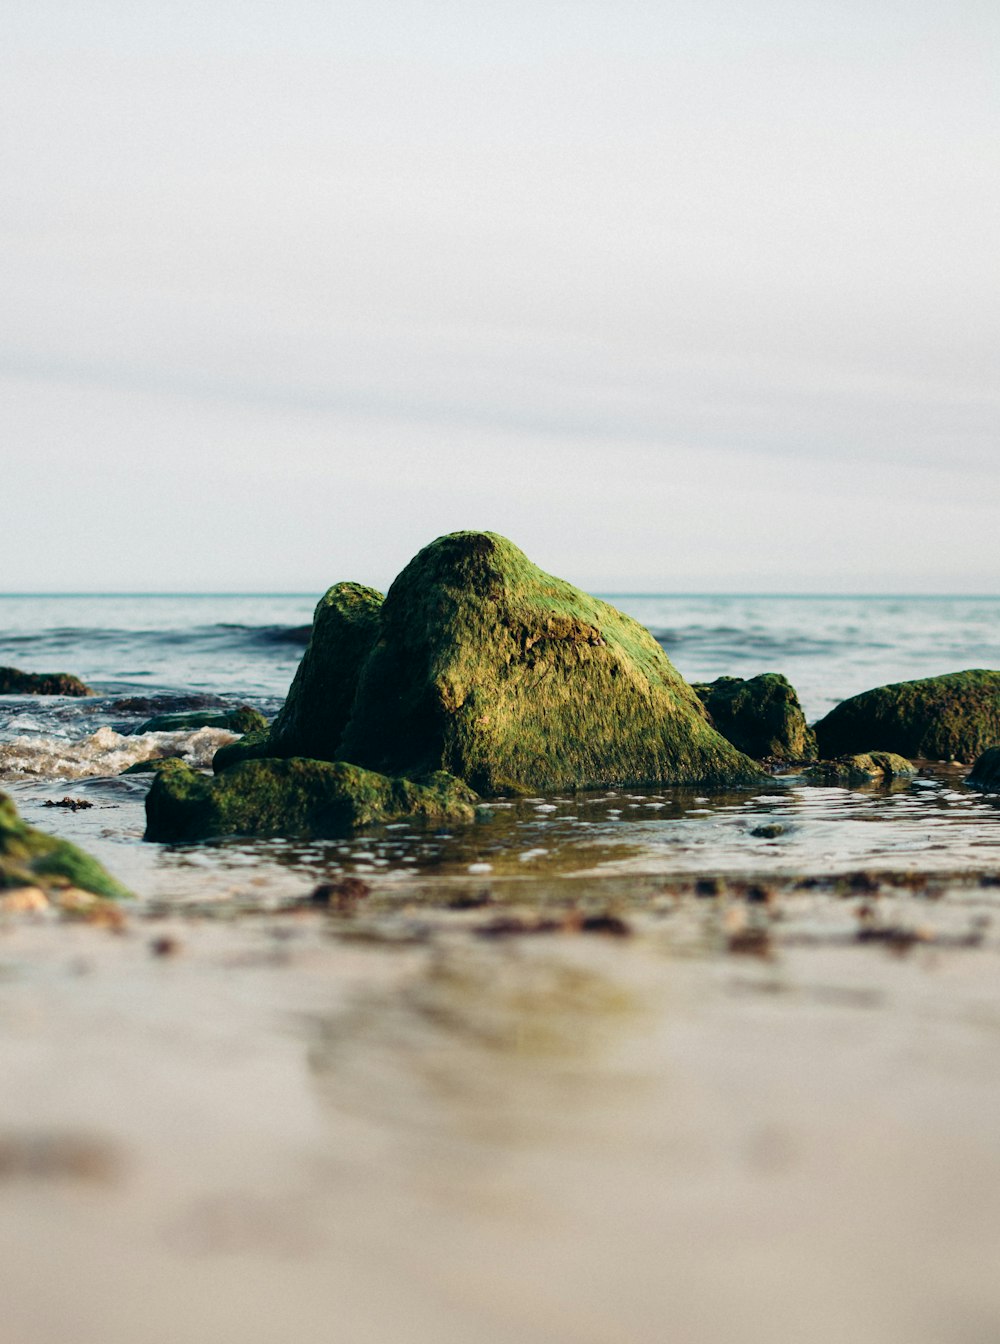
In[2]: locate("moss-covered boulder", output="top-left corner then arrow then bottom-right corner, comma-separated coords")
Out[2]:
0,667 -> 92,697
335,532 -> 761,793
692,674 -> 817,760
967,747 -> 1000,792
144,758 -> 478,842
803,752 -> 918,785
135,705 -> 267,735
0,791 -> 132,899
814,670 -> 1000,762
213,583 -> 383,773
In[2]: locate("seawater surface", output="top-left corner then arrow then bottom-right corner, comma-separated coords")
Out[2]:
1,591 -> 999,898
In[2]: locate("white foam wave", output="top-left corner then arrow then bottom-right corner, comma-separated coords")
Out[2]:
0,725 -> 237,781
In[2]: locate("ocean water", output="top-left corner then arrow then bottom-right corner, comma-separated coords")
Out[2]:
1,592 -> 999,899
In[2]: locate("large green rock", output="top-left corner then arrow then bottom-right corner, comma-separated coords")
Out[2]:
144,758 -> 478,842
0,666 -> 92,697
213,582 -> 383,773
0,791 -> 132,899
336,532 -> 761,793
693,674 -> 817,760
967,748 -> 1000,792
814,670 -> 1000,762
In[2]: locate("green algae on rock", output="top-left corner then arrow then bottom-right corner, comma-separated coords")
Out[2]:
135,706 -> 267,735
693,674 -> 817,761
145,758 -> 478,842
814,670 -> 1000,762
967,747 -> 1000,792
803,752 -> 918,786
213,582 -> 383,774
0,666 -> 92,697
0,791 -> 132,899
336,532 -> 762,793
121,756 -> 189,776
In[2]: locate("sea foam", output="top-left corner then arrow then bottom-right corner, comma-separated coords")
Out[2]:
0,725 -> 236,781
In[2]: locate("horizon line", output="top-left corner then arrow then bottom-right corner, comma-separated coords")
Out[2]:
2,591 -> 999,601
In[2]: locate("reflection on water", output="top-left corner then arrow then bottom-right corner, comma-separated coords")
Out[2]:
4,764 -> 1000,905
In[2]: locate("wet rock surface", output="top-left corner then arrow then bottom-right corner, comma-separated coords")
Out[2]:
693,672 -> 817,760
814,669 -> 1000,761
0,666 -> 92,697
0,789 -> 131,900
144,758 -> 479,842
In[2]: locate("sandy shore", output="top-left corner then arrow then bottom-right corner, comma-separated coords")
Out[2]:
2,883 -> 1000,1344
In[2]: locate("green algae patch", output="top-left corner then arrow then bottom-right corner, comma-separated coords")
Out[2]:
135,706 -> 267,735
144,758 -> 479,842
693,673 -> 817,761
0,667 -> 92,697
336,532 -> 761,794
803,752 -> 918,786
967,747 -> 1000,792
0,791 -> 132,900
814,670 -> 1000,762
213,582 -> 384,773
121,756 -> 189,776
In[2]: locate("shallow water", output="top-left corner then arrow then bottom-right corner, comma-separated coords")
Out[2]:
2,591 -> 1000,895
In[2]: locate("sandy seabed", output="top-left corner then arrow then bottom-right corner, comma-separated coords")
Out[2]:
2,880 -> 1000,1344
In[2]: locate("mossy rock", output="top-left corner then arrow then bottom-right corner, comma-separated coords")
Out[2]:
967,747 -> 1000,792
693,673 -> 817,760
0,791 -> 132,899
334,532 -> 762,793
121,756 -> 189,776
803,752 -> 917,786
0,666 -> 92,697
213,583 -> 383,773
135,706 -> 267,735
814,670 -> 1000,762
144,758 -> 478,842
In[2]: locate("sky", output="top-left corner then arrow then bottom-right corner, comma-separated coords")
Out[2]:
2,0 -> 997,593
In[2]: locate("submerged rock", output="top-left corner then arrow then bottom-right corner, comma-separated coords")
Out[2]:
213,582 -> 383,773
967,748 -> 1000,792
144,758 -> 478,842
804,752 -> 917,785
814,670 -> 1000,762
0,666 -> 92,697
134,706 -> 267,735
0,791 -> 132,899
693,673 -> 817,760
246,532 -> 759,794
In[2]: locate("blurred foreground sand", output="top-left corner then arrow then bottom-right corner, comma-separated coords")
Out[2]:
2,889 -> 1000,1344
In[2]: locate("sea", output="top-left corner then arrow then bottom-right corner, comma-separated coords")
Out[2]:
2,592 -> 1000,900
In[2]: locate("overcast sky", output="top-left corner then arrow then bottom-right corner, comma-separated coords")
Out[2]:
2,0 -> 997,593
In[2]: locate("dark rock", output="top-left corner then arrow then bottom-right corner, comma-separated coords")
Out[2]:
693,673 -> 817,760
134,706 -> 267,735
814,670 -> 1000,761
803,752 -> 917,785
213,583 -> 383,773
120,756 -> 188,776
0,791 -> 132,900
143,758 -> 479,842
0,667 -> 92,697
967,747 -> 1000,792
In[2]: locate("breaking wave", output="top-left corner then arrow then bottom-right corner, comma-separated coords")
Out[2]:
0,725 -> 236,782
